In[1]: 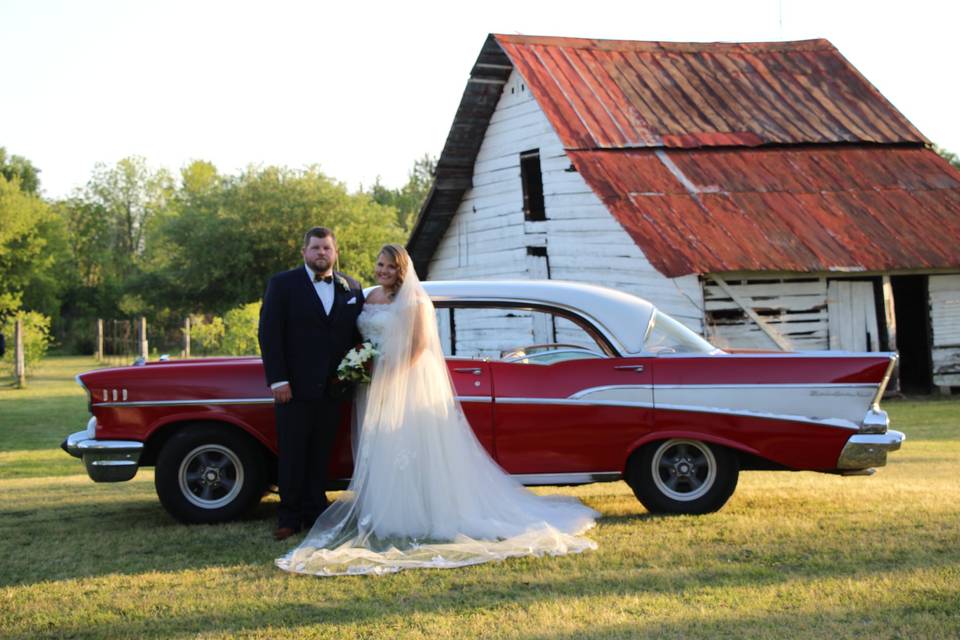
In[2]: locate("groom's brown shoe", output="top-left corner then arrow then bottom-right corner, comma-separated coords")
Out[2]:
273,526 -> 300,541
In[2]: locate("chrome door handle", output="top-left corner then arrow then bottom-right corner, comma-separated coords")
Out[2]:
453,368 -> 482,375
614,364 -> 645,372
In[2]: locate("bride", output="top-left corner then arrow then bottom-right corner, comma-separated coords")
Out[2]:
276,244 -> 598,576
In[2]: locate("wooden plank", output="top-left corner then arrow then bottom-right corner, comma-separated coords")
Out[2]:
929,274 -> 960,347
827,280 -> 842,349
703,280 -> 827,298
711,276 -> 792,350
704,296 -> 828,312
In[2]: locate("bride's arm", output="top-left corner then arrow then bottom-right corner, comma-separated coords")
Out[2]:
410,302 -> 427,362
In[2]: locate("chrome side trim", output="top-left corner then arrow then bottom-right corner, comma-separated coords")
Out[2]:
497,396 -> 861,430
656,351 -> 897,359
652,383 -> 877,390
837,430 -> 905,469
94,395 -> 494,408
94,398 -> 275,408
569,384 -> 654,398
511,472 -> 621,485
496,397 -> 654,408
654,402 -> 861,430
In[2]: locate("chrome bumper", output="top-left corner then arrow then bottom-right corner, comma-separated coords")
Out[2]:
61,422 -> 144,482
837,430 -> 905,470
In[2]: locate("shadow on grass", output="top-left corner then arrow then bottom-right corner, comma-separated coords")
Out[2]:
0,494 -> 283,588
510,598 -> 960,640
3,488 -> 955,591
15,556 -> 960,640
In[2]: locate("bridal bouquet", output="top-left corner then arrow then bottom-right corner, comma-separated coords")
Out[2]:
335,341 -> 379,384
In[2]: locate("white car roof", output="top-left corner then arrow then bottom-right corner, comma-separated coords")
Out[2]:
421,279 -> 655,355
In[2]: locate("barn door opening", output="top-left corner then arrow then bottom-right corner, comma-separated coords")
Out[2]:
891,275 -> 933,393
827,280 -> 881,352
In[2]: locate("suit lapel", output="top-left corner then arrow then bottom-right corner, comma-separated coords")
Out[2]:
327,273 -> 343,323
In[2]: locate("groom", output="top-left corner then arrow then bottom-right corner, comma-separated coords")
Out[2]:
258,226 -> 365,541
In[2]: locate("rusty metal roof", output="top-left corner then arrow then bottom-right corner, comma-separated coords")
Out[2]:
570,146 -> 960,276
408,34 -> 955,278
495,34 -> 927,149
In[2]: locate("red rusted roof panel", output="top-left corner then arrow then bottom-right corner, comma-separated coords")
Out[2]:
568,146 -> 960,276
495,34 -> 927,149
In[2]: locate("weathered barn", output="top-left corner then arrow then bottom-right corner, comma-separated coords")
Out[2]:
407,34 -> 960,392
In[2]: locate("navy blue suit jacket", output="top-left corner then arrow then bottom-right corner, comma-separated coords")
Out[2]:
258,267 -> 365,401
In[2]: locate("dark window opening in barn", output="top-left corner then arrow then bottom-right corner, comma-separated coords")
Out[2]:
520,149 -> 546,221
525,245 -> 551,278
891,275 -> 933,394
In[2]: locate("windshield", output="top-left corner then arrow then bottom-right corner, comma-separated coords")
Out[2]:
643,311 -> 717,354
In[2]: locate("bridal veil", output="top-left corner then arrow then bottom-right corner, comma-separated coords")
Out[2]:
276,264 -> 597,576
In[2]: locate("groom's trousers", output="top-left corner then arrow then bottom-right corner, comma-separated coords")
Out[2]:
274,397 -> 342,530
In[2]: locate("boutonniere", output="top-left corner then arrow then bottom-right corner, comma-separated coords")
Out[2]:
336,275 -> 351,292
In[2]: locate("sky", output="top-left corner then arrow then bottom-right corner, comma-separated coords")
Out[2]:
2,0 -> 958,199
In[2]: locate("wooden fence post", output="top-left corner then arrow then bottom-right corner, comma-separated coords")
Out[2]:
138,316 -> 149,361
96,319 -> 104,361
183,317 -> 191,358
14,318 -> 26,388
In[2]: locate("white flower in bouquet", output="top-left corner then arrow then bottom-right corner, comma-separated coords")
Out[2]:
336,340 -> 379,384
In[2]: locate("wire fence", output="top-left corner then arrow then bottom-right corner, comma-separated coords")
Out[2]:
95,317 -> 195,366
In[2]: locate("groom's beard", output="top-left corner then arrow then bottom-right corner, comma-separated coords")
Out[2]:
308,256 -> 333,275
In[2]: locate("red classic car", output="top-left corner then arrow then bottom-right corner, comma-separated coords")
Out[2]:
62,280 -> 904,524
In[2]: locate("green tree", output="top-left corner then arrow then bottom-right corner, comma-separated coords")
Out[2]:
154,165 -> 404,313
935,145 -> 960,170
55,196 -> 113,289
368,154 -> 435,231
221,302 -> 261,355
83,156 -> 175,267
0,148 -> 40,195
52,157 -> 175,330
0,175 -> 58,319
189,314 -> 225,355
2,310 -> 52,378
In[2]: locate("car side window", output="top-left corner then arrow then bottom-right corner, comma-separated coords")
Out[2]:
435,306 -> 605,361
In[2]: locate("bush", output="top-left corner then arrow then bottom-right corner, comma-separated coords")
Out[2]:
222,302 -> 261,356
2,310 -> 52,378
189,314 -> 224,355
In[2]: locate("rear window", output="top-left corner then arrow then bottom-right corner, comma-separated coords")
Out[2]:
643,311 -> 717,354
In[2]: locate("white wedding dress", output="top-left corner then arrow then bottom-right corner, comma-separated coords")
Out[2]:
276,269 -> 597,576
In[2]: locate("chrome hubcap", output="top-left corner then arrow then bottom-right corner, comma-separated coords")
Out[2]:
651,439 -> 717,502
178,444 -> 244,509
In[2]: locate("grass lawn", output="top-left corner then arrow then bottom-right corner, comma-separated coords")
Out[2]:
1,356 -> 958,639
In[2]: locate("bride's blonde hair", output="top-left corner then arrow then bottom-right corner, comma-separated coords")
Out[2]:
379,243 -> 410,295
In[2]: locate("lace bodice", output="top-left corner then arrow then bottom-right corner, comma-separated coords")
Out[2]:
357,303 -> 393,348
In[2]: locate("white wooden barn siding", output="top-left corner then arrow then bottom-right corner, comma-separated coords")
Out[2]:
427,70 -> 703,357
703,276 -> 830,351
703,276 -> 888,353
930,274 -> 960,386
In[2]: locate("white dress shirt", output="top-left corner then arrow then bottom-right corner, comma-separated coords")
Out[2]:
305,264 -> 335,314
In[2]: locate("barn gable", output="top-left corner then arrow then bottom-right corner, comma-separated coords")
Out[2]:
425,67 -> 705,335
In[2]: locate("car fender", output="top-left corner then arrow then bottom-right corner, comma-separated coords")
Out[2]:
144,410 -> 274,453
623,430 -> 762,471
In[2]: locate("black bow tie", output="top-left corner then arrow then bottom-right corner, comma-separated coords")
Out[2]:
314,274 -> 333,284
